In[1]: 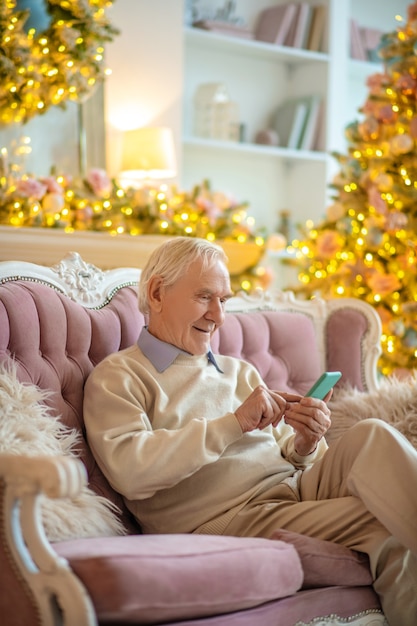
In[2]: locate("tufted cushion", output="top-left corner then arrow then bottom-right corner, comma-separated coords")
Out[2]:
326,308 -> 369,391
55,534 -> 303,623
212,310 -> 321,393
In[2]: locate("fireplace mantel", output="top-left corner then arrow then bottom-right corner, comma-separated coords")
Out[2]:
0,226 -> 265,275
0,226 -> 167,270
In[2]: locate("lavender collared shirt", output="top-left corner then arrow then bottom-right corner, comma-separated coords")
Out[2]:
137,327 -> 223,373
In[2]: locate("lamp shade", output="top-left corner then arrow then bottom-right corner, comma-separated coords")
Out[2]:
120,126 -> 177,184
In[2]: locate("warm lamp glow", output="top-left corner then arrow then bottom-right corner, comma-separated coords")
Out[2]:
119,126 -> 177,186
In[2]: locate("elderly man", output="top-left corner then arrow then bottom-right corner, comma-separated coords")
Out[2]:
84,236 -> 417,626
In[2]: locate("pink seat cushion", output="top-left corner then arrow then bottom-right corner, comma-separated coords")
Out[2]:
55,534 -> 303,623
271,529 -> 372,589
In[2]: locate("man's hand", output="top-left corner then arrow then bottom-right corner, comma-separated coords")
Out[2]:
283,390 -> 332,456
234,386 -> 297,433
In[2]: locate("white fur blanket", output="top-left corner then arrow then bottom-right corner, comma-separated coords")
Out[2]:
328,375 -> 417,450
0,363 -> 126,542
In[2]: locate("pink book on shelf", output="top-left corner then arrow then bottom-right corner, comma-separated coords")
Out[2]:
350,18 -> 367,60
255,3 -> 298,46
361,26 -> 383,62
284,3 -> 300,47
290,3 -> 314,49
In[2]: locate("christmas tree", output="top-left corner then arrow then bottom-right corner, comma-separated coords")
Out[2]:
290,2 -> 417,376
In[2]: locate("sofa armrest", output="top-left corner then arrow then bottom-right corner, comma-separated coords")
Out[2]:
0,455 -> 97,626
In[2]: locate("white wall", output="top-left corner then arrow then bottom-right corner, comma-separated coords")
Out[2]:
104,0 -> 184,179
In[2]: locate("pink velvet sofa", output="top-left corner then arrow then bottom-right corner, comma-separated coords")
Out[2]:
0,252 -> 387,626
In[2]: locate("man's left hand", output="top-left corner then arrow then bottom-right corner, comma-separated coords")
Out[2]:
283,391 -> 332,456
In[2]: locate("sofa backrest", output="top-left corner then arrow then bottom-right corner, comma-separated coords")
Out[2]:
0,252 -> 382,532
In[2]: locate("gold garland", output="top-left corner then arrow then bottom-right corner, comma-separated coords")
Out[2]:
0,0 -> 119,125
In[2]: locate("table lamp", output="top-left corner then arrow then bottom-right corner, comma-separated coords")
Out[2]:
119,126 -> 177,187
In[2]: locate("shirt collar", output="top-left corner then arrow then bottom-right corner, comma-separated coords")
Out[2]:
138,327 -> 223,373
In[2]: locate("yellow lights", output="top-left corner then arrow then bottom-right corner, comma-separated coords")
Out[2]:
386,338 -> 395,354
0,1 -> 118,125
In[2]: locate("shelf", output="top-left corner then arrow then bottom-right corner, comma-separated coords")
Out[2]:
348,57 -> 383,79
183,136 -> 328,165
182,1 -> 402,239
0,226 -> 166,269
185,26 -> 329,66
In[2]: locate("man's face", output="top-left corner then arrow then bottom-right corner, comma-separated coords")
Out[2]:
147,256 -> 233,355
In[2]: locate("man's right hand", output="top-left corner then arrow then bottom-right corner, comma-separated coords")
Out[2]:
234,385 -> 300,433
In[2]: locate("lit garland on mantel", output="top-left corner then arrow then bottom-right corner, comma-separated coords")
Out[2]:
0,0 -> 118,125
0,162 -> 269,291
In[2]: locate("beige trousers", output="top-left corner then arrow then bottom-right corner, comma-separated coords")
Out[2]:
223,419 -> 417,626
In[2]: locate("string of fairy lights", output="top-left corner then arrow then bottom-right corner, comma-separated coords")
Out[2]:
0,0 -> 118,124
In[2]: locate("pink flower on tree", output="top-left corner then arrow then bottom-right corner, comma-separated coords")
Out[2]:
367,186 -> 388,215
316,231 -> 342,259
367,271 -> 401,296
395,74 -> 417,95
366,73 -> 391,96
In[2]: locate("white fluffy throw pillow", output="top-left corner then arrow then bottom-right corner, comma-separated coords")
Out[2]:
328,374 -> 417,450
0,363 -> 126,542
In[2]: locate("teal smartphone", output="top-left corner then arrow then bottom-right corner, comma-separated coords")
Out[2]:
305,371 -> 342,399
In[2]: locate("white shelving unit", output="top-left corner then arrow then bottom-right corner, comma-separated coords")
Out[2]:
181,0 -> 409,244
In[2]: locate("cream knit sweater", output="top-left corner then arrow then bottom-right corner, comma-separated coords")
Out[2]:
83,344 -> 327,534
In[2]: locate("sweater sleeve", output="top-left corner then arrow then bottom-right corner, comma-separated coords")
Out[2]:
272,418 -> 328,467
83,357 -> 244,501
